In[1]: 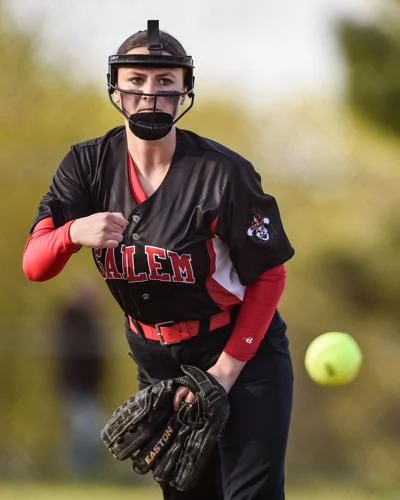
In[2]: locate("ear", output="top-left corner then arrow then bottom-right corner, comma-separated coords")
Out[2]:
113,90 -> 121,104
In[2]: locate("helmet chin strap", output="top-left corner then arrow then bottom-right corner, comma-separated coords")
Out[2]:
109,90 -> 195,141
128,111 -> 174,141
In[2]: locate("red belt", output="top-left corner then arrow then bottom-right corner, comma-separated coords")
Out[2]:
128,310 -> 232,345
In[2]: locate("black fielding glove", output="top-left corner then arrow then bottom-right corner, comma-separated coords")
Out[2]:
153,364 -> 230,492
100,365 -> 230,492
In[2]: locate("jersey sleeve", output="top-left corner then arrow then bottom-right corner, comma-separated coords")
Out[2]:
31,148 -> 92,232
216,161 -> 294,285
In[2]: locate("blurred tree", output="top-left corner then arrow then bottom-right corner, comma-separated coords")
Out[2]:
336,3 -> 400,135
1,0 -> 400,488
0,3 -> 119,479
252,98 -> 400,488
0,0 -> 258,480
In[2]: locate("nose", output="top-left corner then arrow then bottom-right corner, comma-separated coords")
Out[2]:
142,78 -> 157,98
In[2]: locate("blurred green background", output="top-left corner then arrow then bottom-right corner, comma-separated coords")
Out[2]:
1,0 -> 399,498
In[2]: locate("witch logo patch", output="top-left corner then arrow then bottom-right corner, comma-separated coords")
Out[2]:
247,212 -> 272,243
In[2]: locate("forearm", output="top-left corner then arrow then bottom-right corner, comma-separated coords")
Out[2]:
207,351 -> 246,393
207,265 -> 287,390
22,217 -> 80,281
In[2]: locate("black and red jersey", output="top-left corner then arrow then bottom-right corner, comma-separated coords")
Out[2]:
32,126 -> 294,324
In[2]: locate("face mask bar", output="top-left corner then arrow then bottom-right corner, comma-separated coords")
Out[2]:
109,85 -> 187,100
108,20 -> 194,96
107,20 -> 195,140
107,83 -> 195,140
108,55 -> 195,98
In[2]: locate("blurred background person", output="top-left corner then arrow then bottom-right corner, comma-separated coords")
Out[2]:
53,281 -> 106,481
1,0 -> 398,497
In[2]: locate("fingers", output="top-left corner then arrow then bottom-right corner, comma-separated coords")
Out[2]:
102,237 -> 123,248
101,213 -> 129,247
173,387 -> 196,412
109,212 -> 129,229
70,212 -> 129,248
102,229 -> 126,248
173,387 -> 189,411
184,392 -> 196,405
103,213 -> 129,247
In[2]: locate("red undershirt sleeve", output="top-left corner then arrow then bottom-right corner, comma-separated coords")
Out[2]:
22,217 -> 81,281
23,153 -> 287,358
223,264 -> 286,362
23,153 -> 141,283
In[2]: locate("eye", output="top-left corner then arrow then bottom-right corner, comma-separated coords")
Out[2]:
159,78 -> 173,86
128,76 -> 144,86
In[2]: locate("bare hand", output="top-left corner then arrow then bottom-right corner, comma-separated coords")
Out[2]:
70,212 -> 129,248
172,351 -> 246,411
206,351 -> 246,393
173,386 -> 196,412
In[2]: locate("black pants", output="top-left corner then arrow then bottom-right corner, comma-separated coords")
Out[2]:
125,316 -> 293,500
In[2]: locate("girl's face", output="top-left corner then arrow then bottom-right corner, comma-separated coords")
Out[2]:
115,47 -> 186,118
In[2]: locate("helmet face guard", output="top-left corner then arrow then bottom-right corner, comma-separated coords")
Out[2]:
107,20 -> 195,140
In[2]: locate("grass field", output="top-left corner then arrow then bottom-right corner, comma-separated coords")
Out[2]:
0,483 -> 399,500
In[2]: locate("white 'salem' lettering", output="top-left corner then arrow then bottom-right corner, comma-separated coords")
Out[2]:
167,250 -> 195,283
121,245 -> 147,282
96,245 -> 196,283
146,246 -> 171,282
104,248 -> 122,279
94,248 -> 106,278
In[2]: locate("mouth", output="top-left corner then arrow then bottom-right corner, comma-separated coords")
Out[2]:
137,108 -> 163,113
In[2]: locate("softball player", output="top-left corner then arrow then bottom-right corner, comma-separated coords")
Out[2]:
23,20 -> 295,500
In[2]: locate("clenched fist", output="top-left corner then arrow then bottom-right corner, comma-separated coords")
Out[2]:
70,212 -> 129,248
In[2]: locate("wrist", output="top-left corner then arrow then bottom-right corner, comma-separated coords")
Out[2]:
207,351 -> 246,392
68,219 -> 80,246
66,220 -> 81,249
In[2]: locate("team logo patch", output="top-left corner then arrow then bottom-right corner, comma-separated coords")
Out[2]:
247,211 -> 272,243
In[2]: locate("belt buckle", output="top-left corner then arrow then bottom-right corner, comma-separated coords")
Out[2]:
154,320 -> 179,345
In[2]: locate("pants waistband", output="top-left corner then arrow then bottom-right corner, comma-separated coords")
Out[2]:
128,310 -> 232,345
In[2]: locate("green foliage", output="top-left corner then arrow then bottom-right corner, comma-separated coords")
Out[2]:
1,1 -> 400,489
337,13 -> 400,135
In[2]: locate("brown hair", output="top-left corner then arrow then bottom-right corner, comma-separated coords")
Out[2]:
117,30 -> 188,57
